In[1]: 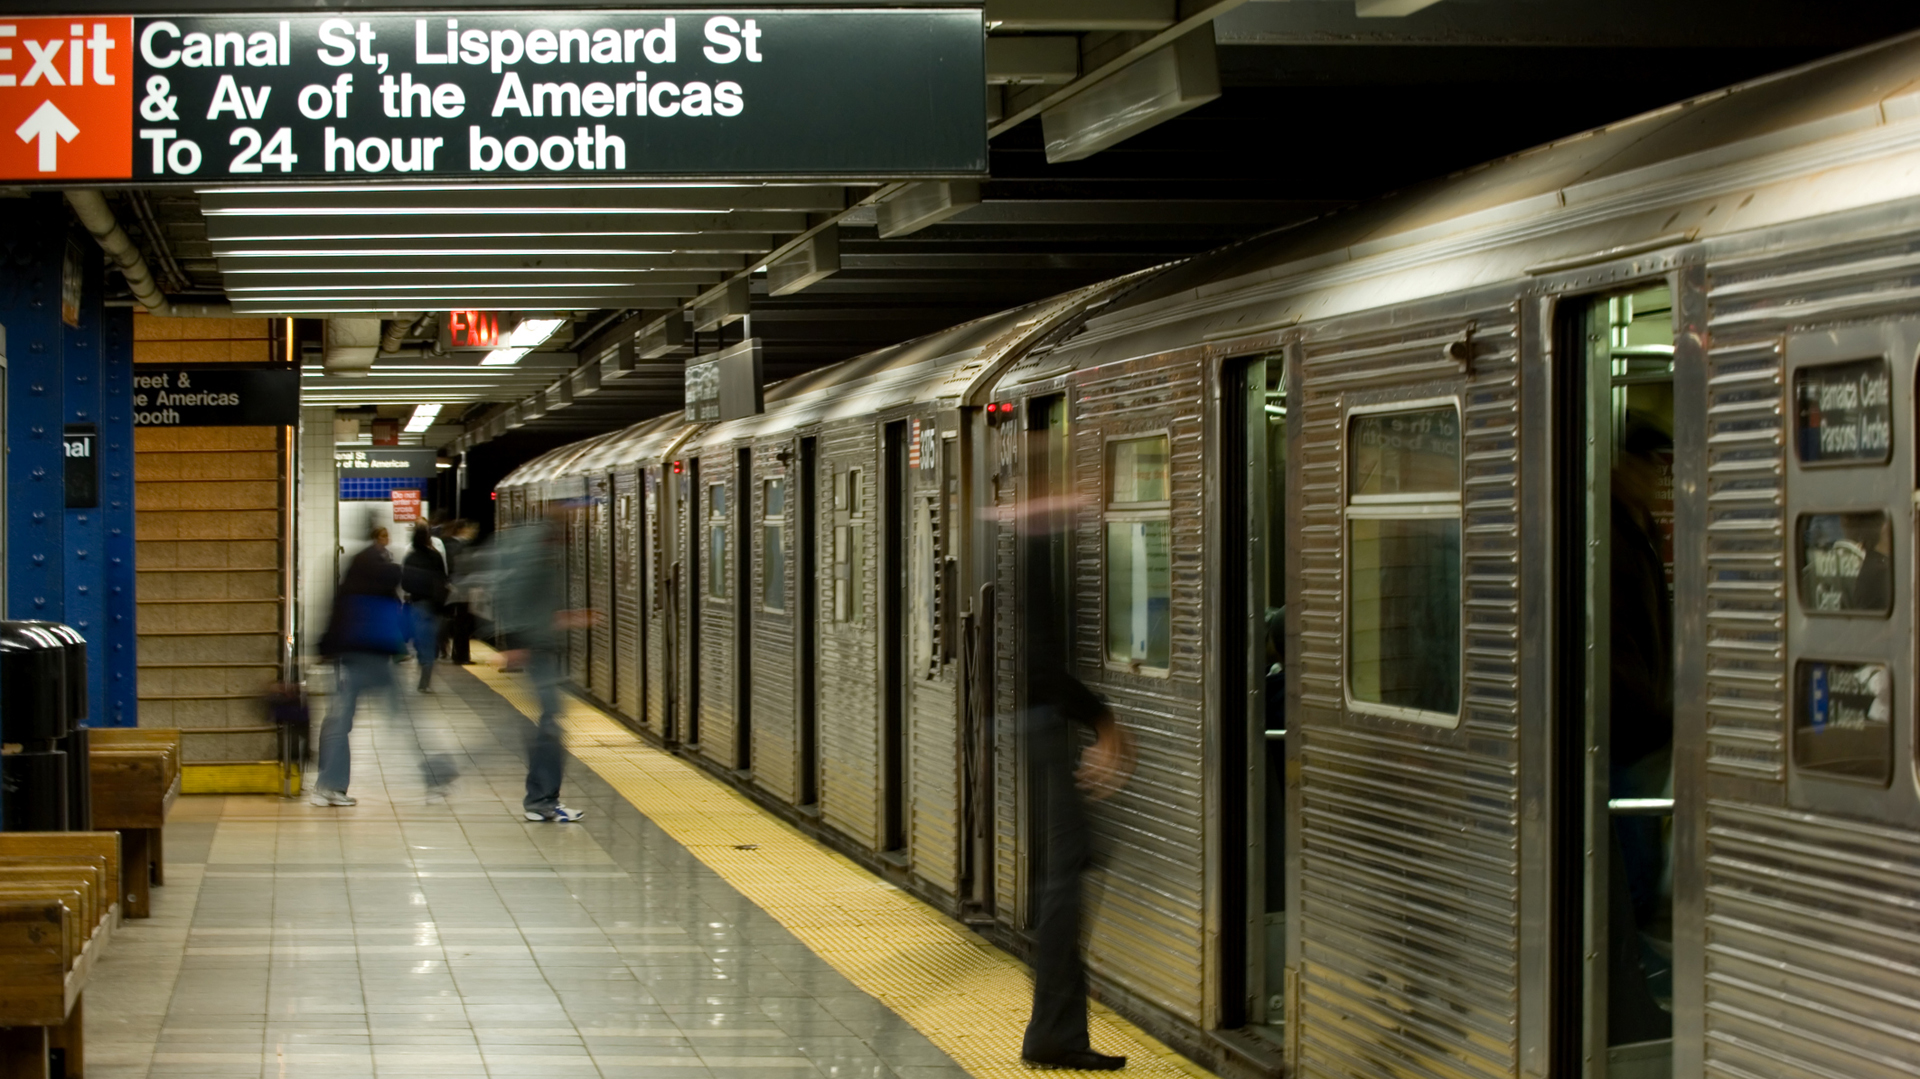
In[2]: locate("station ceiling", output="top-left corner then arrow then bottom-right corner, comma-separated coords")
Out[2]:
56,0 -> 1920,459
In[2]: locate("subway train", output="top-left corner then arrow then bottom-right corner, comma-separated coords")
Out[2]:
493,33 -> 1920,1079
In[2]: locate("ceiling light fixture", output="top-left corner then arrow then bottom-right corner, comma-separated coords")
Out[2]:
403,404 -> 443,433
480,316 -> 566,366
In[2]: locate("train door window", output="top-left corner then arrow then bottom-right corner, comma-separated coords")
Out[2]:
708,482 -> 728,599
764,478 -> 787,612
1344,404 -> 1462,723
1104,435 -> 1172,672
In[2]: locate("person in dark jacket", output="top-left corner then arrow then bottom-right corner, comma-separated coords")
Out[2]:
1018,496 -> 1135,1071
439,519 -> 480,664
491,504 -> 592,822
313,527 -> 409,806
402,525 -> 450,691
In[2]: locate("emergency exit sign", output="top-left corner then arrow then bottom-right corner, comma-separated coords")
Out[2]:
0,9 -> 984,183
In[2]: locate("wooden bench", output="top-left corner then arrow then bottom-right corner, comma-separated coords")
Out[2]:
0,832 -> 119,1079
87,728 -> 181,920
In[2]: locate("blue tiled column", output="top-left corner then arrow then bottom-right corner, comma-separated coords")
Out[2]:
65,238 -> 105,725
100,307 -> 137,727
1,193 -> 69,623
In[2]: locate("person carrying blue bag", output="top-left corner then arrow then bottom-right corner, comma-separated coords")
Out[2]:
313,525 -> 453,806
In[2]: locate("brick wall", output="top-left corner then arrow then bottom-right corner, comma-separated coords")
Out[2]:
133,316 -> 289,763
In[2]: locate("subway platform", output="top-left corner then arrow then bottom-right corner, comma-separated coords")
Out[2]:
75,655 -> 1207,1079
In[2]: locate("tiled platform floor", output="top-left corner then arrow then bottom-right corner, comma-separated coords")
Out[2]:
83,665 -> 979,1079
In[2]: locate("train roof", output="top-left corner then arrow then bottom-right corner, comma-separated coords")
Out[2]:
1041,28 -> 1920,368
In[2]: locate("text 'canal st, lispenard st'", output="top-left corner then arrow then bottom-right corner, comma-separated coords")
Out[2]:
0,9 -> 985,183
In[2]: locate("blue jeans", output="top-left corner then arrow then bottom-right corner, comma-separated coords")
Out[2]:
523,649 -> 565,813
317,652 -> 407,793
411,603 -> 440,684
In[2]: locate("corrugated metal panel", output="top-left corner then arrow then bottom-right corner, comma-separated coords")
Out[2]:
699,452 -> 737,767
1702,801 -> 1920,1079
992,417 -> 1024,922
591,475 -> 614,701
752,440 -> 799,803
1694,234 -> 1920,1079
1293,310 -> 1523,1079
909,438 -> 961,899
645,468 -> 667,734
614,470 -> 640,719
1062,355 -> 1208,1024
569,503 -> 589,685
819,423 -> 881,849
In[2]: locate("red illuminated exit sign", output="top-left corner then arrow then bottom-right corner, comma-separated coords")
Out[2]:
444,310 -> 507,350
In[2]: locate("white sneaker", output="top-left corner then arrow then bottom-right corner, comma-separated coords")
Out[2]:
525,804 -> 584,822
310,787 -> 356,807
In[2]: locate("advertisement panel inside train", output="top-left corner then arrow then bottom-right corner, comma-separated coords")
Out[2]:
0,9 -> 985,182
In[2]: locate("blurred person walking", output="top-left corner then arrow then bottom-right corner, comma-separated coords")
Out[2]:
402,524 -> 450,692
440,520 -> 481,664
492,504 -> 590,823
312,526 -> 410,807
1016,494 -> 1135,1071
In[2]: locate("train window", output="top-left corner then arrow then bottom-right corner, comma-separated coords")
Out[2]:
1104,435 -> 1172,671
1345,404 -> 1462,723
764,478 -> 786,612
1796,511 -> 1893,615
708,483 -> 728,599
847,468 -> 864,517
1792,659 -> 1893,786
1794,357 -> 1892,466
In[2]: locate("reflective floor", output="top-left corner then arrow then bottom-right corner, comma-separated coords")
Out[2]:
81,666 -> 980,1079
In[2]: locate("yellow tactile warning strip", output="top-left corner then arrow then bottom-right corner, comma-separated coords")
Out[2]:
466,644 -> 1213,1079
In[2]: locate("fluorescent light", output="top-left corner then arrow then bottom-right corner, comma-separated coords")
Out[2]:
508,317 -> 567,348
403,404 -> 443,433
480,347 -> 530,366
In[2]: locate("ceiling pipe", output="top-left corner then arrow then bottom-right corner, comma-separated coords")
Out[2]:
65,189 -> 172,317
380,312 -> 424,354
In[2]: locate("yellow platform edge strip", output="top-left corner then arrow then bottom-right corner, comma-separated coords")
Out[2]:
467,646 -> 1212,1079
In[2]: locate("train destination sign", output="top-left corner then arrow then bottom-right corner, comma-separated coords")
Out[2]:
1794,356 -> 1893,465
131,366 -> 299,425
0,10 -> 985,183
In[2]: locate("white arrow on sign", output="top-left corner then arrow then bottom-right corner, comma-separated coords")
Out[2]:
15,100 -> 79,172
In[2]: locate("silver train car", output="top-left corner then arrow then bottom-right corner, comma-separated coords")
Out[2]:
496,33 -> 1920,1079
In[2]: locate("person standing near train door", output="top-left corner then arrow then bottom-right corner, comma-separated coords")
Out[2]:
1018,495 -> 1136,1071
492,502 -> 591,823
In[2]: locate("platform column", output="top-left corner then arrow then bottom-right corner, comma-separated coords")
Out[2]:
101,307 -> 138,727
65,235 -> 105,723
1,193 -> 70,622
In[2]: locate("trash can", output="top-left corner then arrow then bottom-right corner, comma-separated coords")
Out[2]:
0,622 -> 70,743
24,622 -> 92,830
0,620 -> 79,831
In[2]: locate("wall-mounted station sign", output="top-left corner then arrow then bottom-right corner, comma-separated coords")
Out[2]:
336,446 -> 441,476
132,365 -> 299,425
0,9 -> 985,183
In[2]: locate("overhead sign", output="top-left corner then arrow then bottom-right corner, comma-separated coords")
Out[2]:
132,365 -> 299,425
0,10 -> 984,182
684,336 -> 762,424
335,445 -> 439,476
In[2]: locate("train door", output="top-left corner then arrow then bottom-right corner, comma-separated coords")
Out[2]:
798,436 -> 820,806
882,420 -> 910,853
663,464 -> 682,742
1554,285 -> 1679,1079
1220,354 -> 1290,1037
736,447 -> 754,772
1022,394 -> 1070,923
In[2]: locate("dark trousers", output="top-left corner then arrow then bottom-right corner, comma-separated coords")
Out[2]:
445,603 -> 475,664
1023,709 -> 1094,1059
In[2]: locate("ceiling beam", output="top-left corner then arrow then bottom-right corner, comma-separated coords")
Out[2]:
206,211 -> 812,241
200,185 -> 850,215
210,234 -> 781,255
216,253 -> 748,272
985,0 -> 1176,31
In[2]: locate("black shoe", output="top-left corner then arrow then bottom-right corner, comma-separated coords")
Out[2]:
1022,1051 -> 1125,1071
